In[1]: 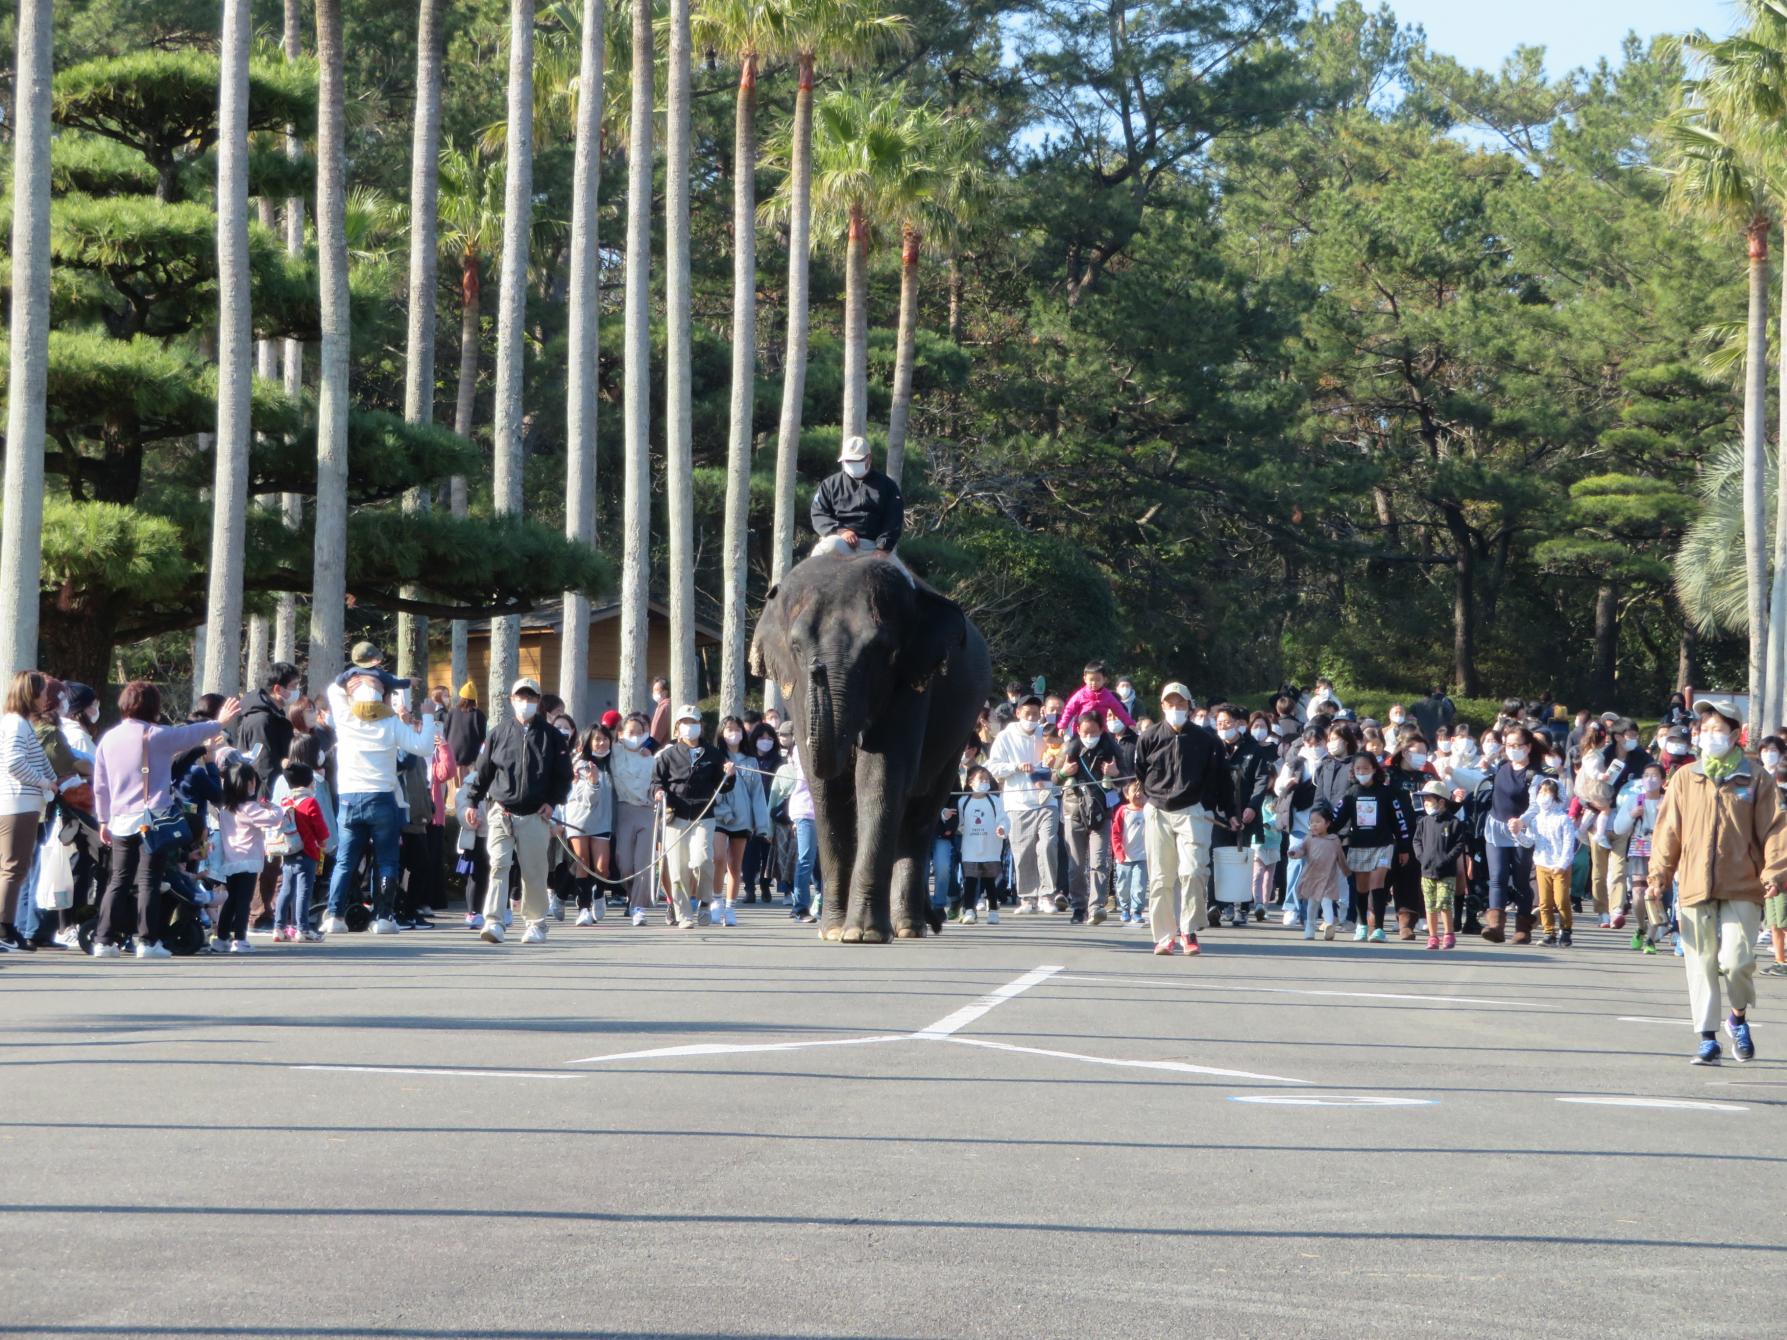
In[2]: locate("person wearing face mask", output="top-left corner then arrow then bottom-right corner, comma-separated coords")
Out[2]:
236,661 -> 305,930
809,435 -> 905,563
1411,780 -> 1466,949
956,765 -> 1006,925
1059,710 -> 1122,924
1331,751 -> 1411,942
1054,661 -> 1136,736
1271,726 -> 1324,928
1611,762 -> 1668,952
460,678 -> 573,945
1382,734 -> 1435,938
651,706 -> 738,928
1209,704 -> 1272,927
740,723 -> 784,905
987,695 -> 1061,915
318,671 -> 438,938
1485,726 -> 1551,945
608,712 -> 659,927
1651,697 -> 1787,1065
1520,778 -> 1589,947
1133,683 -> 1235,956
445,681 -> 487,780
707,716 -> 770,927
769,726 -> 821,922
562,724 -> 616,927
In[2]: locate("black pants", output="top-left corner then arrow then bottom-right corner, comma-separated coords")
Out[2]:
742,834 -> 772,898
219,870 -> 257,941
98,835 -> 168,947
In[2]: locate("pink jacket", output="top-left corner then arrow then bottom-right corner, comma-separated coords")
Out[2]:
1056,686 -> 1135,734
428,734 -> 456,826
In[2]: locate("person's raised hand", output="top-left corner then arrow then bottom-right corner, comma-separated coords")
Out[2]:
217,696 -> 244,726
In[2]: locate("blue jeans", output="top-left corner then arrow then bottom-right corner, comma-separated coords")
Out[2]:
1486,842 -> 1534,914
792,817 -> 817,916
1115,860 -> 1147,918
277,853 -> 316,932
928,836 -> 959,910
1282,814 -> 1310,921
326,792 -> 402,916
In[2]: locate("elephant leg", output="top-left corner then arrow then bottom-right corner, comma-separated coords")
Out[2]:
843,759 -> 902,944
811,774 -> 856,942
892,806 -> 937,938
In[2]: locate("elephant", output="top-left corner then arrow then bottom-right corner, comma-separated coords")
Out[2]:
751,552 -> 992,943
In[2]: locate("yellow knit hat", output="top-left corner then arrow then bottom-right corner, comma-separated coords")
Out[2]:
458,679 -> 477,701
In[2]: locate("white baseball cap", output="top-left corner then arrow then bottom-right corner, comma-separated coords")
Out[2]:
1160,681 -> 1193,705
839,435 -> 871,463
510,677 -> 541,697
674,703 -> 702,726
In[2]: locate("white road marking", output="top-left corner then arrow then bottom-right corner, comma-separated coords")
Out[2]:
568,1035 -> 907,1065
1617,1017 -> 1691,1025
1229,1094 -> 1434,1107
1053,975 -> 1552,1009
944,1036 -> 1310,1085
292,1065 -> 582,1081
911,965 -> 1066,1038
1557,1096 -> 1748,1112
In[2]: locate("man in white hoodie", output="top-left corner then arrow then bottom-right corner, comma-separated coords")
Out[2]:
987,694 -> 1060,914
319,673 -> 439,935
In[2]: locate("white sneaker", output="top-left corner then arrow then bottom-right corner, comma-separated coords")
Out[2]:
697,903 -> 713,926
370,918 -> 399,935
135,941 -> 171,959
231,939 -> 254,954
590,902 -> 605,922
1282,908 -> 1298,927
630,909 -> 648,927
211,936 -> 231,955
720,904 -> 737,927
520,922 -> 548,945
960,908 -> 977,924
54,925 -> 81,948
480,919 -> 505,944
986,907 -> 999,925
91,941 -> 121,959
575,908 -> 596,927
320,915 -> 349,935
548,894 -> 564,921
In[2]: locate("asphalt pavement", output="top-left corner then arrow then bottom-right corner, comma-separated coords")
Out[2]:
1,902 -> 1781,1340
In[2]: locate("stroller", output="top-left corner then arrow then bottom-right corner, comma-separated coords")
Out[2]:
76,859 -> 213,957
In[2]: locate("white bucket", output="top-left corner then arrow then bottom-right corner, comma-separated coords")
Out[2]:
1212,845 -> 1251,904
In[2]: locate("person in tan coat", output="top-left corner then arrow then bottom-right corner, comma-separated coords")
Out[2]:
1649,695 -> 1787,1065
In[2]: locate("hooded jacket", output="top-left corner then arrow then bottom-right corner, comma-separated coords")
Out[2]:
236,688 -> 294,797
1650,754 -> 1787,907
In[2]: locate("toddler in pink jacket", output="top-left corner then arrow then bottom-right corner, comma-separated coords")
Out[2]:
1054,661 -> 1136,734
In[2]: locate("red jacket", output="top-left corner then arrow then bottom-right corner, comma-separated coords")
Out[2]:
1110,801 -> 1146,864
284,793 -> 330,862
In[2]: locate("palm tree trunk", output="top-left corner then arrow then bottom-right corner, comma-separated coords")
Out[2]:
885,223 -> 920,487
309,0 -> 352,681
0,0 -> 54,682
617,0 -> 655,717
247,198 -> 282,689
562,0 -> 604,726
274,0 -> 305,668
841,202 -> 869,444
719,50 -> 757,719
1768,224 -> 1787,736
765,52 -> 815,714
665,0 -> 698,710
451,254 -> 479,693
398,0 -> 446,684
1744,220 -> 1770,724
486,0 -> 536,709
204,0 -> 255,697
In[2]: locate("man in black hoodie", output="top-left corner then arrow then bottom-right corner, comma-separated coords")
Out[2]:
810,436 -> 903,559
1134,682 -> 1234,956
237,661 -> 302,929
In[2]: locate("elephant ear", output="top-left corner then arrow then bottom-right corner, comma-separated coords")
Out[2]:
901,587 -> 967,694
749,585 -> 777,680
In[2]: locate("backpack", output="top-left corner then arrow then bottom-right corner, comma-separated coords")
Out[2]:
264,800 -> 304,859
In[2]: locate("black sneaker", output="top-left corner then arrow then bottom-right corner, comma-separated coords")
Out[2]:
1559,930 -> 1573,948
1540,933 -> 1558,947
1691,1037 -> 1722,1066
1069,909 -> 1087,925
1726,1014 -> 1756,1062
0,923 -> 35,952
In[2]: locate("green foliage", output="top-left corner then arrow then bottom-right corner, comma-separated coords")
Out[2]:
33,497 -> 191,607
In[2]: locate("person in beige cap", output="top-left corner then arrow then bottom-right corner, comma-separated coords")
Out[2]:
461,677 -> 574,944
1650,695 -> 1787,1065
810,435 -> 903,559
1133,682 -> 1234,956
650,705 -> 736,927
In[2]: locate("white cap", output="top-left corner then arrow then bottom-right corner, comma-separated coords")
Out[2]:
510,677 -> 541,697
1160,681 -> 1193,705
674,703 -> 702,726
839,435 -> 871,462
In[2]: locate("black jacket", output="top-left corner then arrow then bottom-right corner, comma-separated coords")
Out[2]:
810,468 -> 904,550
1061,731 -> 1121,828
236,689 -> 293,798
652,741 -> 736,821
1133,721 -> 1233,817
462,715 -> 573,815
1334,780 -> 1411,850
445,703 -> 488,768
1313,753 -> 1354,817
1214,736 -> 1274,847
1413,807 -> 1468,879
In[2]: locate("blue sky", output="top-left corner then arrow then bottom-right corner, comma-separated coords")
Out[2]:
1373,0 -> 1740,74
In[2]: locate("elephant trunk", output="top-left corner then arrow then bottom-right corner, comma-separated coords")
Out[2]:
805,659 -> 847,781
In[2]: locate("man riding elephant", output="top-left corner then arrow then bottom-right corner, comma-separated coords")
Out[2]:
810,436 -> 904,562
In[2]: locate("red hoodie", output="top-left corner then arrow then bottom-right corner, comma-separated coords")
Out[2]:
282,792 -> 330,862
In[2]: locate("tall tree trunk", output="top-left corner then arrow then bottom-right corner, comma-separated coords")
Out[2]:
947,251 -> 963,345
841,202 -> 869,445
309,0 -> 352,681
1442,505 -> 1478,696
398,0 -> 446,684
765,52 -> 815,714
204,0 -> 254,697
616,0 -> 655,716
247,197 -> 282,690
1743,220 -> 1770,726
1678,620 -> 1698,697
885,223 -> 920,487
451,254 -> 479,694
274,0 -> 305,668
665,0 -> 698,710
1769,224 -> 1787,735
0,0 -> 54,683
1592,583 -> 1617,708
561,0 -> 604,726
486,0 -> 536,709
719,50 -> 757,719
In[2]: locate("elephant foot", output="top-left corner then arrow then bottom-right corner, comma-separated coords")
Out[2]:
841,925 -> 864,943
895,924 -> 925,939
859,926 -> 888,944
822,925 -> 845,942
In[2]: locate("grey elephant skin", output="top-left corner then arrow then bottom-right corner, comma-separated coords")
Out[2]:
751,553 -> 992,942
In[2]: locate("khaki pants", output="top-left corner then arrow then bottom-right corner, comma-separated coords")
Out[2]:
663,817 -> 714,924
482,808 -> 551,927
1679,899 -> 1762,1032
1144,803 -> 1213,943
1008,805 -> 1060,904
1588,843 -> 1628,918
613,801 -> 655,913
1535,865 -> 1572,934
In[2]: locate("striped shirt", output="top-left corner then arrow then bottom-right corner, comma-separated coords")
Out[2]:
0,712 -> 57,817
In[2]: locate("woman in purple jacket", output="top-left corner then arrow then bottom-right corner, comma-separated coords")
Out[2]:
92,681 -> 240,958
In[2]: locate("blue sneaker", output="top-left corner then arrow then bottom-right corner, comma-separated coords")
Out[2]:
1726,1014 -> 1756,1062
1691,1037 -> 1722,1066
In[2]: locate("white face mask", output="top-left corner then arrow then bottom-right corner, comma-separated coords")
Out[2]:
1250,725 -> 1269,743
1407,751 -> 1427,769
679,721 -> 701,743
1164,707 -> 1189,729
85,705 -> 100,725
1353,767 -> 1374,784
1666,740 -> 1689,756
1763,749 -> 1782,770
1217,726 -> 1240,742
1506,746 -> 1528,765
971,780 -> 991,794
1390,712 -> 1404,725
350,683 -> 382,705
1624,735 -> 1639,750
621,734 -> 643,750
1645,777 -> 1663,794
1424,801 -> 1444,816
1701,730 -> 1732,758
842,459 -> 869,479
755,737 -> 775,753
1299,746 -> 1320,766
1078,731 -> 1100,747
723,730 -> 743,747
1537,794 -> 1557,812
1193,713 -> 1208,728
1483,740 -> 1502,759
513,699 -> 538,722
1019,718 -> 1039,734
1106,715 -> 1123,733
1327,739 -> 1346,758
